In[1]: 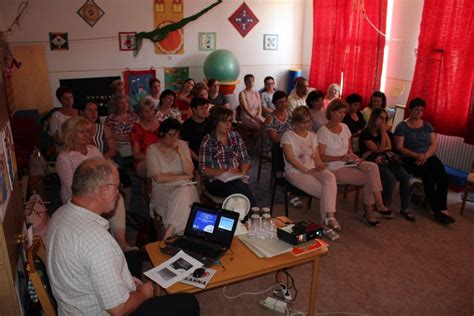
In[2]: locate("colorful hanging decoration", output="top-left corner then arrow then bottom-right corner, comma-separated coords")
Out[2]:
49,32 -> 69,51
228,2 -> 259,38
154,0 -> 184,55
133,0 -> 222,56
0,34 -> 21,79
123,69 -> 157,111
77,0 -> 105,27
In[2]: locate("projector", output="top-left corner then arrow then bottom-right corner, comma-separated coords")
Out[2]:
277,221 -> 324,245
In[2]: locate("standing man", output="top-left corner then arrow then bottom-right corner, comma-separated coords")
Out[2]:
47,158 -> 199,315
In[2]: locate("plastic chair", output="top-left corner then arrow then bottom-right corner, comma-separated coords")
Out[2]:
27,237 -> 57,316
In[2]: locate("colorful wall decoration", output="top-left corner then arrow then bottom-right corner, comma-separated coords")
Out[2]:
49,33 -> 69,51
164,67 -> 189,91
123,69 -> 156,111
77,0 -> 105,27
228,2 -> 259,38
153,0 -> 184,55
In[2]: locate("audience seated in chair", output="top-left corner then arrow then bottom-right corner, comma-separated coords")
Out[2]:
191,81 -> 209,100
49,86 -> 78,153
359,108 -> 414,222
207,79 -> 230,109
55,117 -> 134,252
148,78 -> 161,108
281,106 -> 340,240
238,74 -> 264,153
394,98 -> 455,224
306,90 -> 327,133
155,89 -> 182,123
343,93 -> 366,136
181,97 -> 212,169
318,99 -> 393,227
199,106 -> 257,207
47,158 -> 200,315
260,76 -> 277,116
146,118 -> 199,240
323,83 -> 341,109
175,78 -> 195,120
288,77 -> 314,113
131,96 -> 159,179
361,91 -> 387,124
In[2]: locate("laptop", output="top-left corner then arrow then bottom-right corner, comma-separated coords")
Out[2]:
161,203 -> 240,267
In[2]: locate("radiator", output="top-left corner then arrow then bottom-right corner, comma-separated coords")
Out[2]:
436,134 -> 474,172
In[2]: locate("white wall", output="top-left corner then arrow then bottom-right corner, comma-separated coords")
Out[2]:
4,0 -> 305,108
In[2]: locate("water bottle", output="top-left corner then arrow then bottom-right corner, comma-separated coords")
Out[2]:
261,207 -> 271,235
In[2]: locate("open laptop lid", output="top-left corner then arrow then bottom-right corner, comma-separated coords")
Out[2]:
184,203 -> 239,249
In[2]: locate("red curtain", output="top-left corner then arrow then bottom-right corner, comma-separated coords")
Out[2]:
407,0 -> 474,144
309,0 -> 387,105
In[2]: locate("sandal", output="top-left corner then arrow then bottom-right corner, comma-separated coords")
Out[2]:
363,212 -> 380,227
323,228 -> 340,241
400,209 -> 416,222
324,217 -> 342,232
288,195 -> 303,208
375,206 -> 395,219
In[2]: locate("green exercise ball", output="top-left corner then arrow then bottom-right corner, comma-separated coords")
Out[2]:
203,49 -> 240,83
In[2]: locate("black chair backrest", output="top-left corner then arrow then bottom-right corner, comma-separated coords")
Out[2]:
271,143 -> 285,173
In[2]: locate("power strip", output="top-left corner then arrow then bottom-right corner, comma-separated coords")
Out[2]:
273,284 -> 292,301
262,296 -> 287,313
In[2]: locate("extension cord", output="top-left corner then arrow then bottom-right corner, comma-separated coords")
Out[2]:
262,296 -> 287,313
273,284 -> 292,301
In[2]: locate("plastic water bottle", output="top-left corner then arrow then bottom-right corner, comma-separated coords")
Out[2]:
248,207 -> 261,237
261,207 -> 277,239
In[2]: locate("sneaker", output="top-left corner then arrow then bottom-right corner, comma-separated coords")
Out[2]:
434,211 -> 455,224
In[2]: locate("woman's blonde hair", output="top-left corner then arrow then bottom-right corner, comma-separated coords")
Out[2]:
326,98 -> 348,120
326,83 -> 341,97
291,106 -> 312,124
61,116 -> 91,150
109,94 -> 129,115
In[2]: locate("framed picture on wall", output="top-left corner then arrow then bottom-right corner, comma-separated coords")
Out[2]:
119,32 -> 136,51
199,32 -> 216,51
263,34 -> 278,50
123,69 -> 156,111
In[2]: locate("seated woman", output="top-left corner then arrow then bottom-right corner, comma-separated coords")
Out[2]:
394,98 -> 455,224
264,91 -> 302,208
306,90 -> 327,132
207,79 -> 229,108
191,82 -> 209,100
260,76 -> 276,116
149,78 -> 161,108
146,118 -> 199,239
343,93 -> 366,136
175,78 -> 195,120
238,74 -> 264,152
281,106 -> 340,240
318,99 -> 393,227
105,94 -> 139,168
323,83 -> 341,108
49,86 -> 79,153
55,117 -> 134,251
199,107 -> 257,207
360,108 -> 414,221
362,91 -> 386,123
155,89 -> 182,123
131,96 -> 160,178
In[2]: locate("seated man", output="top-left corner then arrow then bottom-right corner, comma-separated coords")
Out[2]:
288,77 -> 315,113
46,157 -> 199,315
181,97 -> 212,168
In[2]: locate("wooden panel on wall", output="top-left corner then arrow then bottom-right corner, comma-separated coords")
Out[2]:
11,45 -> 53,115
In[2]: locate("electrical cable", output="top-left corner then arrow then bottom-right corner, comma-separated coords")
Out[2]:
222,282 -> 281,299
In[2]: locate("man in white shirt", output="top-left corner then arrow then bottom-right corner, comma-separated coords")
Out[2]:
47,157 -> 199,315
288,77 -> 315,113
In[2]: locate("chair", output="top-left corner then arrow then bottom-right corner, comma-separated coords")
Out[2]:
269,144 -> 314,217
199,174 -> 225,208
460,171 -> 474,214
27,237 -> 57,316
339,183 -> 362,213
257,127 -> 272,182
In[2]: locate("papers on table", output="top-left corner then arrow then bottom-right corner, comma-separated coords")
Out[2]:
238,235 -> 293,258
214,172 -> 249,183
180,268 -> 217,289
144,251 -> 203,288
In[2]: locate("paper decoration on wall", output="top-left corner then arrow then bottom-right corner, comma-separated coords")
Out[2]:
199,32 -> 216,51
49,32 -> 69,51
164,67 -> 189,91
133,0 -> 222,56
77,0 -> 105,27
123,69 -> 156,112
263,34 -> 278,50
228,2 -> 259,38
119,32 -> 136,51
153,0 -> 184,55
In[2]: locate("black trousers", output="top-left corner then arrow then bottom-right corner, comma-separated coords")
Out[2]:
132,293 -> 200,316
402,155 -> 448,212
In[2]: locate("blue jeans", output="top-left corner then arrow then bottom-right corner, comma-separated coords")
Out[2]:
378,164 -> 411,210
205,179 -> 257,208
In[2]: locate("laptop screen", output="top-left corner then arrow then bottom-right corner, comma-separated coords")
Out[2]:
184,203 -> 239,248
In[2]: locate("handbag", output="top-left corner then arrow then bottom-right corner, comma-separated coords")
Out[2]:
367,151 -> 403,166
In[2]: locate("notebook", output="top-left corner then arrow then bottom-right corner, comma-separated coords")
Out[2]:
161,203 -> 239,267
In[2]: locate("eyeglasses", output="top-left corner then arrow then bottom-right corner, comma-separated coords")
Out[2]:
106,183 -> 123,192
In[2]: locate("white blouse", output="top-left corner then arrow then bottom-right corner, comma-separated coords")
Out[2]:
281,130 -> 319,175
317,124 -> 352,170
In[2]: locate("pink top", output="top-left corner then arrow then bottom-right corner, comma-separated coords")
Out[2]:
56,145 -> 103,203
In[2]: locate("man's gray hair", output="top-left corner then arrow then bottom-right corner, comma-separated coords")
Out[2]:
71,158 -> 116,196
